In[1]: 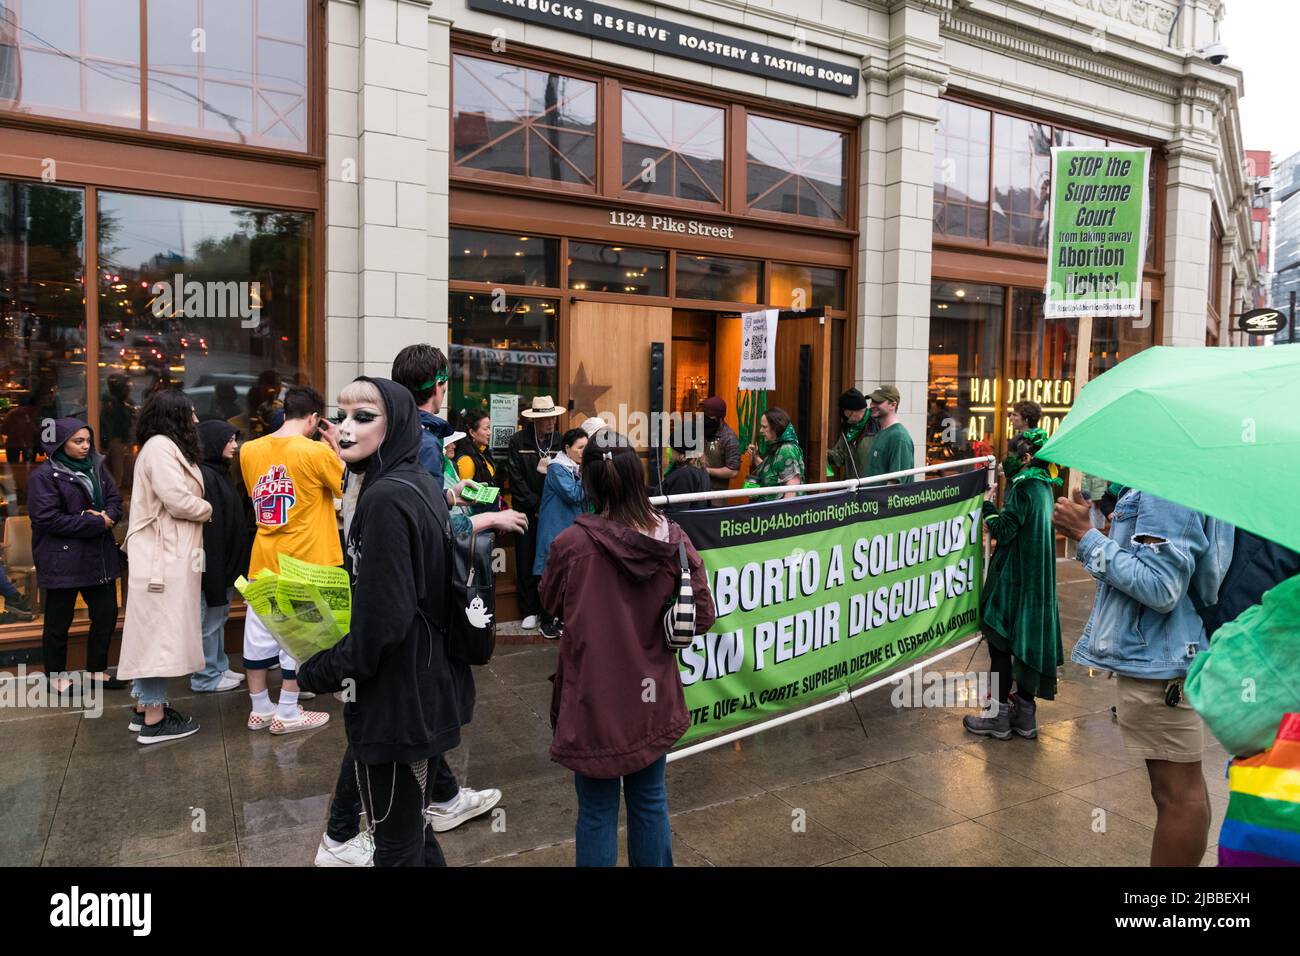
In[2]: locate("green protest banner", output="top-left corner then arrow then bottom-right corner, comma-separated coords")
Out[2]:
1046,146 -> 1150,318
672,470 -> 986,743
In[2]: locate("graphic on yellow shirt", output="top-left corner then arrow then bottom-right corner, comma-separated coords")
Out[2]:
252,464 -> 296,526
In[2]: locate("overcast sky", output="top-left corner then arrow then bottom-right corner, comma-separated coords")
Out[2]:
1222,0 -> 1298,166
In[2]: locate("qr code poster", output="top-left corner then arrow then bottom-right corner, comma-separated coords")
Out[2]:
738,308 -> 779,390
491,425 -> 515,449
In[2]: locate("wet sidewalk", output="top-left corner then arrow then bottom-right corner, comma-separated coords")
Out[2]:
2,562 -> 1228,867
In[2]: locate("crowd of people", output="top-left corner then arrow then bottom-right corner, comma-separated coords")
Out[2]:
26,347 -> 1289,870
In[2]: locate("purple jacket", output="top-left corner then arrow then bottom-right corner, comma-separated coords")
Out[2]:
27,418 -> 123,589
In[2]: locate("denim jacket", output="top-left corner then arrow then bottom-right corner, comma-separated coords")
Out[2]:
1071,489 -> 1233,680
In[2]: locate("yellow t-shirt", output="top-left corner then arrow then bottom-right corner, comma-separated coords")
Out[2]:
240,434 -> 344,576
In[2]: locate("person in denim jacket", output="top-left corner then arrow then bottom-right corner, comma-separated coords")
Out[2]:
1054,486 -> 1233,866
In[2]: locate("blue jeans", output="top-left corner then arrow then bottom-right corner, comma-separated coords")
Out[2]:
573,755 -> 672,867
192,589 -> 233,691
131,677 -> 169,708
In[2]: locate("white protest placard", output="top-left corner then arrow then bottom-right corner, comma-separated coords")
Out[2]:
489,393 -> 520,450
739,308 -> 779,390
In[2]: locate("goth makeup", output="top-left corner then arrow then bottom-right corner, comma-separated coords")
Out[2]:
337,402 -> 385,463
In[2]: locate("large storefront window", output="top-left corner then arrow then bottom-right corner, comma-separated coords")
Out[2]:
621,90 -> 724,205
0,0 -> 309,149
0,179 -> 87,625
746,115 -> 847,222
96,192 -> 312,492
933,100 -> 990,241
448,292 -> 558,444
452,54 -> 597,187
927,282 -> 1003,465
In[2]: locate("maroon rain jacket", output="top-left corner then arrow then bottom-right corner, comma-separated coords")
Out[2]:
540,513 -> 716,779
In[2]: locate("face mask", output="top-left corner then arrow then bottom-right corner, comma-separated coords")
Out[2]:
704,417 -> 720,440
1001,454 -> 1023,479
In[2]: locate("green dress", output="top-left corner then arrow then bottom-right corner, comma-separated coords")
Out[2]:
748,424 -> 805,502
980,469 -> 1063,699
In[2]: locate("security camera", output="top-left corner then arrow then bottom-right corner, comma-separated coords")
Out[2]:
1258,176 -> 1274,194
1196,41 -> 1228,64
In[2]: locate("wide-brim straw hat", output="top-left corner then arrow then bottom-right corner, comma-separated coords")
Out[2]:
521,395 -> 565,419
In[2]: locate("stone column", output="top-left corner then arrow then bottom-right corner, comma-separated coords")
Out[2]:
857,0 -> 947,457
325,0 -> 362,406
427,7 -> 452,370
1216,229 -> 1236,346
1161,138 -> 1217,348
355,0 -> 434,379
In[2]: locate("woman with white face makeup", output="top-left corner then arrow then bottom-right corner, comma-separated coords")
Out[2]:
298,377 -> 467,867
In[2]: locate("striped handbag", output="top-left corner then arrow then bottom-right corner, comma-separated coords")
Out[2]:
662,538 -> 696,650
1218,712 -> 1300,866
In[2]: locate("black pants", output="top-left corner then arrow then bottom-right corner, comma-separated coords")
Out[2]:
513,520 -> 542,618
328,746 -> 458,844
350,759 -> 447,867
987,643 -> 1034,705
42,582 -> 119,674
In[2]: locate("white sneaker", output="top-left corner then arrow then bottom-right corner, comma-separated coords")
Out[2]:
269,706 -> 330,735
197,675 -> 241,693
314,831 -> 374,867
225,670 -> 246,683
425,787 -> 502,833
521,615 -> 539,630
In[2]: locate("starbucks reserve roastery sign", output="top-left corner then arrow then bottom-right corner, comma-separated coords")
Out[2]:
1045,146 -> 1151,318
468,0 -> 860,96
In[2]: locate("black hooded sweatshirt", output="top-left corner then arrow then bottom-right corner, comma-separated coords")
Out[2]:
297,377 -> 472,765
197,421 -> 253,607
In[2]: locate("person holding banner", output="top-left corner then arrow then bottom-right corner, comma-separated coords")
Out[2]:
963,428 -> 1063,740
827,388 -> 875,479
745,408 -> 804,501
540,429 -> 716,866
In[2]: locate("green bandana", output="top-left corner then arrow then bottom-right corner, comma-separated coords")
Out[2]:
1017,464 -> 1063,487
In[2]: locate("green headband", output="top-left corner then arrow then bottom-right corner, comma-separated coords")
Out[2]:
420,371 -> 449,390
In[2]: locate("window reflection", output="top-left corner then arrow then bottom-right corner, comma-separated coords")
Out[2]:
933,101 -> 991,240
769,263 -> 844,309
448,292 -> 558,451
621,91 -> 724,204
96,192 -> 312,489
927,282 -> 1003,465
453,54 -> 597,186
1,0 -> 141,126
0,0 -> 309,148
675,255 -> 760,303
568,242 -> 666,295
0,178 -> 88,626
992,116 -> 1051,248
450,228 -> 559,287
747,115 -> 846,221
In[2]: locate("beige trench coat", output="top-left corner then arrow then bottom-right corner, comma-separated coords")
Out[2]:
116,435 -> 213,680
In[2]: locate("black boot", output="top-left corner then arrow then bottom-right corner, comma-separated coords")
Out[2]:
1009,693 -> 1038,739
963,701 -> 1012,740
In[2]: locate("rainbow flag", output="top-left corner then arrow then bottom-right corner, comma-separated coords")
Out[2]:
1219,713 -> 1300,867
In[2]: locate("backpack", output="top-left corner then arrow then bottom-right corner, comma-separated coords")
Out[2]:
380,475 -> 497,666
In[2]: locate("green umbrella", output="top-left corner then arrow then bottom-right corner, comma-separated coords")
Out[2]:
1038,343 -> 1300,553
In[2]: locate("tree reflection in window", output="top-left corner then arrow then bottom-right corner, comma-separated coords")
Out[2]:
746,115 -> 846,221
621,90 -> 724,204
453,55 -> 596,186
